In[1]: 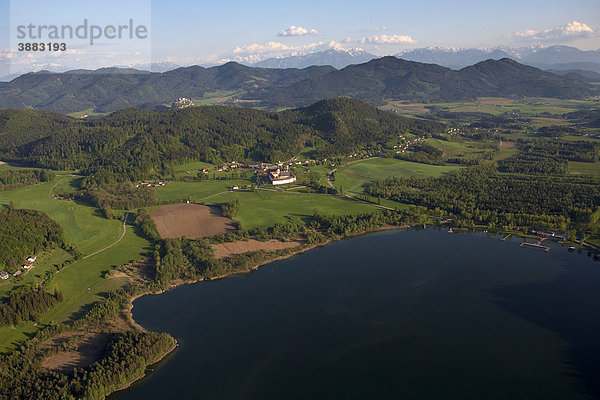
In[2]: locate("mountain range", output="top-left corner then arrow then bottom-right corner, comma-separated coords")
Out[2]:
250,45 -> 600,73
254,48 -> 376,69
396,45 -> 600,72
0,57 -> 595,114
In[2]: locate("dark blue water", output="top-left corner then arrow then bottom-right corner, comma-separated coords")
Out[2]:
114,229 -> 600,400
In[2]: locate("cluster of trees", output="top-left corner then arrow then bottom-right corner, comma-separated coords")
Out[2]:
367,163 -> 600,230
0,169 -> 55,191
498,152 -> 567,174
536,126 -> 576,138
134,209 -> 160,241
312,209 -> 424,238
498,139 -> 599,174
521,140 -> 598,163
0,288 -> 63,327
396,142 -> 444,165
564,109 -> 600,128
0,205 -> 66,270
220,199 -> 240,218
78,182 -> 157,211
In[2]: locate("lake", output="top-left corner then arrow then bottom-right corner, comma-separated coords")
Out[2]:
114,229 -> 600,400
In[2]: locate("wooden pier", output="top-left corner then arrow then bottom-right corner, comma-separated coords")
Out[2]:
520,239 -> 551,252
501,234 -> 512,241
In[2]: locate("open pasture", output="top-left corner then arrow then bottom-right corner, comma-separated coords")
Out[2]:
333,158 -> 460,194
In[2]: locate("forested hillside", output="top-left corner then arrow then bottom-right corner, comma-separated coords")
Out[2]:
246,57 -> 596,106
0,206 -> 66,270
0,99 -> 445,185
0,58 -> 594,114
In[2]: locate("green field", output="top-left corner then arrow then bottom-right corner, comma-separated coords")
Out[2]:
383,97 -> 596,118
568,161 -> 600,177
333,158 -> 461,194
425,138 -> 497,158
66,108 -> 107,118
156,180 -> 252,203
155,179 -> 378,229
0,161 -> 40,171
0,176 -> 151,352
0,176 -> 125,254
171,160 -> 214,175
203,189 -> 376,228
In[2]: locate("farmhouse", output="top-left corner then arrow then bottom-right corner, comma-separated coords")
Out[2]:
27,255 -> 37,263
0,271 -> 8,280
268,168 -> 296,185
23,264 -> 32,270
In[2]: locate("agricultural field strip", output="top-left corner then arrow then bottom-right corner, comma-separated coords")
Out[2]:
82,213 -> 129,259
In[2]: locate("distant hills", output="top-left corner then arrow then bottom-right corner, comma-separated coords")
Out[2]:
0,63 -> 335,113
3,45 -> 599,83
0,57 -> 595,114
249,57 -> 595,107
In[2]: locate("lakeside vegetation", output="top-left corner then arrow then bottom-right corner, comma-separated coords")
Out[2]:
367,163 -> 600,231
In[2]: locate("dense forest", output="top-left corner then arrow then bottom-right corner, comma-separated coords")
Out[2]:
0,205 -> 66,270
367,163 -> 600,230
0,329 -> 174,400
498,139 -> 599,175
251,57 -> 595,107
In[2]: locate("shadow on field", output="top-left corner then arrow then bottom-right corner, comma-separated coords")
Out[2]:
68,291 -> 111,322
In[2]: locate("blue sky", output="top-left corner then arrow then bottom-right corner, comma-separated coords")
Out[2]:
1,0 -> 599,72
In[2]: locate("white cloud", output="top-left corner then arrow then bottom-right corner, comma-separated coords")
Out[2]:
222,40 -> 327,63
512,21 -> 596,41
359,34 -> 416,44
278,25 -> 318,37
0,48 -> 13,60
233,41 -> 295,54
373,26 -> 388,32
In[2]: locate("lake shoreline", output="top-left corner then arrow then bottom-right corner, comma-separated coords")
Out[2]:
113,226 -> 600,400
110,223 -> 414,398
110,340 -> 179,397
124,223 -> 412,331
113,223 -> 583,399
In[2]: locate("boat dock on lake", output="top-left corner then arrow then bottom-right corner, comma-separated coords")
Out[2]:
520,238 -> 551,252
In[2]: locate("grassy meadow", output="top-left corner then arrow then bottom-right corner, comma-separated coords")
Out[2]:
0,175 -> 151,352
333,158 -> 461,194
